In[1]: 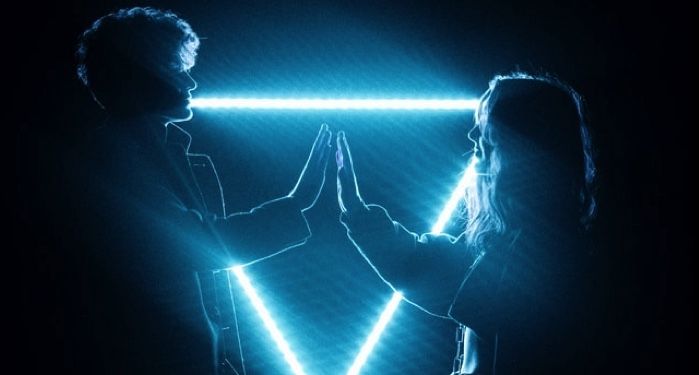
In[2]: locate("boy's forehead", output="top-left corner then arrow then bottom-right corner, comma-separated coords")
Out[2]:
139,49 -> 186,70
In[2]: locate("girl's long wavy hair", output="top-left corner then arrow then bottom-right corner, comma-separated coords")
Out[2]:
464,73 -> 596,249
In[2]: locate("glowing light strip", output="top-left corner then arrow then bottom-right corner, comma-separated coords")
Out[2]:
231,266 -> 307,375
191,98 -> 479,110
430,158 -> 479,372
228,119 -> 478,375
346,291 -> 403,375
431,157 -> 479,233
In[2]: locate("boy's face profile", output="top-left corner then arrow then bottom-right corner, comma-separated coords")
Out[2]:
131,56 -> 198,123
86,49 -> 198,123
152,65 -> 198,123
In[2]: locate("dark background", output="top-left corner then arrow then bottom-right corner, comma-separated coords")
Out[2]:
16,0 -> 695,373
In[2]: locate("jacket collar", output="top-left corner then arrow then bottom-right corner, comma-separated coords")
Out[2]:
165,123 -> 193,153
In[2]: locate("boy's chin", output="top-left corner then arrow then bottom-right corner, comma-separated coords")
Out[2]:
166,108 -> 194,123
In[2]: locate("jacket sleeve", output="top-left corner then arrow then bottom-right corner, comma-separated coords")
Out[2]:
340,203 -> 480,317
212,196 -> 310,265
159,187 -> 310,270
81,134 -> 311,273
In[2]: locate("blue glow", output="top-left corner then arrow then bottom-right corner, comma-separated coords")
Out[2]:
346,291 -> 403,375
231,266 -> 307,375
431,157 -> 479,233
222,107 -> 482,372
191,98 -> 479,111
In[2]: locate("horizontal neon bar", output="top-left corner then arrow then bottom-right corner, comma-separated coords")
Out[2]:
191,98 -> 479,110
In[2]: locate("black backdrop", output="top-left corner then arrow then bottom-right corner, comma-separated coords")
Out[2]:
15,0 -> 695,373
